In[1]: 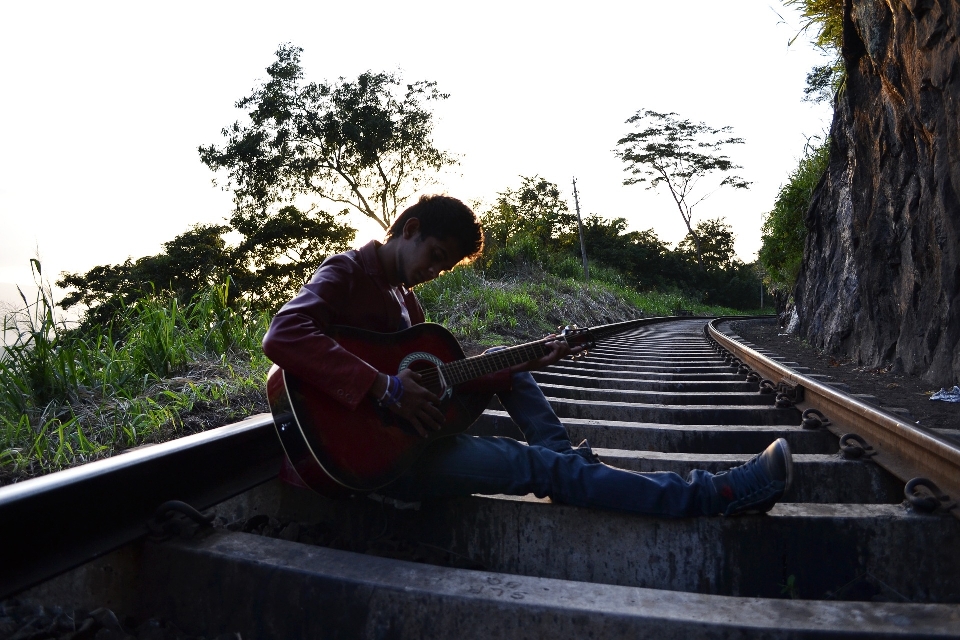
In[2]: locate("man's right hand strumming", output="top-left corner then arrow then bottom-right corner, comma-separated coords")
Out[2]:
370,369 -> 444,438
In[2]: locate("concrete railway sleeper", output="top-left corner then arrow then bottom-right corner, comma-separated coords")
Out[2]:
3,317 -> 959,638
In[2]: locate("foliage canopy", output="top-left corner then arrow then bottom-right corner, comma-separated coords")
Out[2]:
758,138 -> 830,303
199,44 -> 455,231
481,176 -> 577,250
677,218 -> 737,272
57,207 -> 355,326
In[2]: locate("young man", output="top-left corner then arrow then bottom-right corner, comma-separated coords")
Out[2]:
263,195 -> 792,517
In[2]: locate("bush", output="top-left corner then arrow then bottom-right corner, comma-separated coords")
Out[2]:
759,139 -> 830,306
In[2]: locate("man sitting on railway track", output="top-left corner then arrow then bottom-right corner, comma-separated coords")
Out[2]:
262,195 -> 793,517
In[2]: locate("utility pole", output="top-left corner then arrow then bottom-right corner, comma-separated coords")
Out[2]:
572,177 -> 589,281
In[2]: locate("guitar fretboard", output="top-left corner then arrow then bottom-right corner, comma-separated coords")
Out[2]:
439,339 -> 557,386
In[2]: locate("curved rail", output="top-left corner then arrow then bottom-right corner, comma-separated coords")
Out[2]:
0,315 -> 658,600
4,316 -> 959,638
706,317 -> 960,513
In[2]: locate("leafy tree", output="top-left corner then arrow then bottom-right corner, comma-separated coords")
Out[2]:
614,110 -> 750,270
199,44 -> 454,231
759,139 -> 830,306
229,205 -> 356,311
57,224 -> 234,329
577,215 -> 636,267
570,215 -> 672,287
58,208 -> 355,326
481,176 -> 577,249
699,260 -> 766,310
676,218 -> 737,271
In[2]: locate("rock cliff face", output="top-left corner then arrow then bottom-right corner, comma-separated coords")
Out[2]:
794,0 -> 960,385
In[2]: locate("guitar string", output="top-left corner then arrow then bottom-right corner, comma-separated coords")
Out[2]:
402,331 -> 596,389
444,340 -> 547,384
411,340 -> 549,388
397,325 -> 653,395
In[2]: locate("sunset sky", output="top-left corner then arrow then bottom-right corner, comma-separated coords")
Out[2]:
0,1 -> 832,313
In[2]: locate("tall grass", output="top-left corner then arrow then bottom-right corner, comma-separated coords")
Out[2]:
1,262 -> 270,483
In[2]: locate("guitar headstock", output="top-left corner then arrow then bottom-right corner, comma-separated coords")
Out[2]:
559,324 -> 594,358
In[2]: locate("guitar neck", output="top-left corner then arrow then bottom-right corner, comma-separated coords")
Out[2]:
439,338 -> 558,386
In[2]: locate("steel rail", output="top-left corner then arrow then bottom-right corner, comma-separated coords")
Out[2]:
706,317 -> 960,510
0,414 -> 283,599
0,316 -> 660,601
3,316 -> 958,637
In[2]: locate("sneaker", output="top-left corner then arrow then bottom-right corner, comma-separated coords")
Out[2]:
712,438 -> 793,516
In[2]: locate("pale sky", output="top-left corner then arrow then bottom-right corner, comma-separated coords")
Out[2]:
0,1 -> 832,312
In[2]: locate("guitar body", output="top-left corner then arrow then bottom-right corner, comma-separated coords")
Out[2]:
267,323 -> 493,494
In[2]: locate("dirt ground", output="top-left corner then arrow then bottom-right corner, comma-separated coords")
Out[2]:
730,318 -> 959,432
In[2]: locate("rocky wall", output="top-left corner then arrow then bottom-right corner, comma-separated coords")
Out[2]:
794,0 -> 960,385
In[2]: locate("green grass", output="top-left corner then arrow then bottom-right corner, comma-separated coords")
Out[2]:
1,262 -> 271,484
2,258 -> 769,484
417,264 -> 766,350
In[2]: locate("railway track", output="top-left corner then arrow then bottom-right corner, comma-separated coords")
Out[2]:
3,316 -> 959,638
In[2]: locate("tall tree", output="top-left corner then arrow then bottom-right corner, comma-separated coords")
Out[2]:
677,218 -> 738,271
481,176 -> 576,248
199,44 -> 455,231
614,110 -> 750,270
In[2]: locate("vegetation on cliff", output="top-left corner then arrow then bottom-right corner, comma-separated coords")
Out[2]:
757,0 -> 844,311
758,139 -> 830,305
785,0 -> 845,103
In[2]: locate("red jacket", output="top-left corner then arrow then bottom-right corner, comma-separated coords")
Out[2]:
262,240 -> 508,409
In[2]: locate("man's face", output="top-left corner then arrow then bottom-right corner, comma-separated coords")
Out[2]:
397,233 -> 464,287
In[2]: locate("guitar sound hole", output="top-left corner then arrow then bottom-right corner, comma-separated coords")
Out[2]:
406,360 -> 445,397
370,360 -> 448,438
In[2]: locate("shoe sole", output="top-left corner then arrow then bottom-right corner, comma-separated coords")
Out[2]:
776,437 -> 794,493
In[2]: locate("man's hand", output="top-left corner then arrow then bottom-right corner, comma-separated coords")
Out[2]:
510,334 -> 585,373
370,369 -> 445,438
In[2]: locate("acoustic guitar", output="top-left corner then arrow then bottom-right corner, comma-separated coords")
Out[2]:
267,322 -> 595,494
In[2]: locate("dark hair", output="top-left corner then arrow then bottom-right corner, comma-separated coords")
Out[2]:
386,195 -> 484,261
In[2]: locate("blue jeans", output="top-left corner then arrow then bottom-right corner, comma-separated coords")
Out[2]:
383,371 -> 720,517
